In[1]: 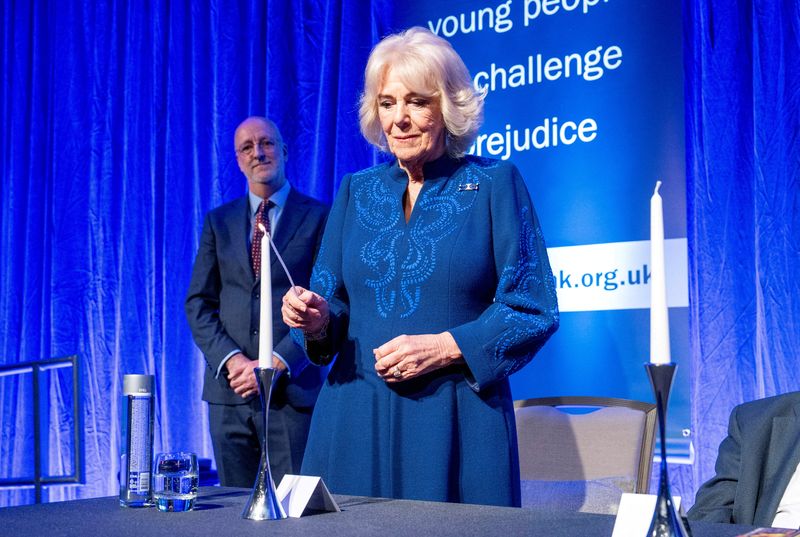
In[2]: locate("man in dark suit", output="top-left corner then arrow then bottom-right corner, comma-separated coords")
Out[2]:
688,391 -> 800,528
185,116 -> 328,487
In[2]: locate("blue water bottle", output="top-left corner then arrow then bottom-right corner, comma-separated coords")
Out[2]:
119,374 -> 155,507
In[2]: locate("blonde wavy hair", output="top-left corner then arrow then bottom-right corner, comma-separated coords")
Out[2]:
359,27 -> 484,158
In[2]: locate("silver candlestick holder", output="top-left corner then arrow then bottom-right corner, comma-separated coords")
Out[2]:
644,363 -> 689,537
241,367 -> 287,520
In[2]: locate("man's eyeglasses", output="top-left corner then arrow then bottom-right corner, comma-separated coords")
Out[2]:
237,138 -> 277,157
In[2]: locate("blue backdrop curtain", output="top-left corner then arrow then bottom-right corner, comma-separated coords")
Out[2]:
686,0 -> 800,492
2,0 -> 799,508
0,0 -> 391,506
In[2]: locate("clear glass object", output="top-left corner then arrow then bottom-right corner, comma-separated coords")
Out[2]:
153,452 -> 199,512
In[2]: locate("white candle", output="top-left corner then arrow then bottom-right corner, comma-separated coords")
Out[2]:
650,181 -> 671,364
258,223 -> 273,369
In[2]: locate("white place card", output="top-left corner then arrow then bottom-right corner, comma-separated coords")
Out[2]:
612,493 -> 683,537
276,474 -> 340,518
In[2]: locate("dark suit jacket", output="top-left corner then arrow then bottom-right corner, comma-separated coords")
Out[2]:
688,391 -> 800,526
185,188 -> 328,408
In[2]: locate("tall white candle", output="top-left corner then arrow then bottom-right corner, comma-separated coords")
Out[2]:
650,181 -> 671,364
258,223 -> 273,369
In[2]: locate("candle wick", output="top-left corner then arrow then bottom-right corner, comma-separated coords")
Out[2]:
654,180 -> 662,195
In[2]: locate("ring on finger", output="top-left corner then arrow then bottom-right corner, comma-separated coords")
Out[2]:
392,366 -> 402,379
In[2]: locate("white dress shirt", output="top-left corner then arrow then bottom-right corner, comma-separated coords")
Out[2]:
773,460 -> 800,529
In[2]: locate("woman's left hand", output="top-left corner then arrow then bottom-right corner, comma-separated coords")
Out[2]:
374,332 -> 464,383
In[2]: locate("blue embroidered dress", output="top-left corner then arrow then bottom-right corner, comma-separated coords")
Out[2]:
301,155 -> 559,507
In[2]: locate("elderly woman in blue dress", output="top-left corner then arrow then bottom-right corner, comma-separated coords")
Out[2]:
282,27 -> 558,507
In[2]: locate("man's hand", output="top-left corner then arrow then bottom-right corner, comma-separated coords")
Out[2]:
272,358 -> 287,378
225,353 -> 287,398
225,353 -> 258,398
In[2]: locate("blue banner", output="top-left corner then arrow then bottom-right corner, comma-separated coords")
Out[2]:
388,0 -> 690,457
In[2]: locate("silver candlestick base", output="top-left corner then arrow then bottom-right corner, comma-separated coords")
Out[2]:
241,367 -> 287,520
645,363 -> 689,537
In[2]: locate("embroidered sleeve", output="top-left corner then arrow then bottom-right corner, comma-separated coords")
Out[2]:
449,164 -> 559,391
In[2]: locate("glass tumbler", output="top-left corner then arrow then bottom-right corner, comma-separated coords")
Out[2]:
152,452 -> 199,512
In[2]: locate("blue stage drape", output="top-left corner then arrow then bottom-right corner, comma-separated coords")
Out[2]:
686,0 -> 800,491
2,0 -> 798,508
0,0 -> 391,506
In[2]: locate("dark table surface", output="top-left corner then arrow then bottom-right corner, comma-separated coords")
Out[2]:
0,486 -> 759,537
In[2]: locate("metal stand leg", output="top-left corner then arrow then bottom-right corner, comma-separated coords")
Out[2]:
241,367 -> 287,520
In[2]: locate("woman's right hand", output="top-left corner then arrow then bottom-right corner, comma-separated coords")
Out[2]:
282,286 -> 330,337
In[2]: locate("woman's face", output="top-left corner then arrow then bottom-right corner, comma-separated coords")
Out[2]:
377,68 -> 446,169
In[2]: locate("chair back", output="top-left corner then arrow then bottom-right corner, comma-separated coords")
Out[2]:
514,396 -> 656,513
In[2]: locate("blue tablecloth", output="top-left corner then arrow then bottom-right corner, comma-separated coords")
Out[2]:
0,487 -> 758,537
